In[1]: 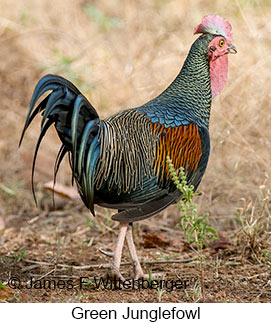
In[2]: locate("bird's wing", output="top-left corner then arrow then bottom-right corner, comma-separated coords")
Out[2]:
112,190 -> 180,222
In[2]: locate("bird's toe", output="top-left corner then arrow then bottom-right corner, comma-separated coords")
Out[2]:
105,267 -> 125,281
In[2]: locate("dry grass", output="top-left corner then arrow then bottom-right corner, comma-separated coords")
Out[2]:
0,0 -> 271,302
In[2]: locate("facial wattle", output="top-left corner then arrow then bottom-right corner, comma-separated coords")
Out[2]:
209,54 -> 229,98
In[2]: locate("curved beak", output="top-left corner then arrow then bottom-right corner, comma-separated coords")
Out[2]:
227,44 -> 237,54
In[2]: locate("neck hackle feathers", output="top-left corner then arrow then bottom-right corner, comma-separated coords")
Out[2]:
194,15 -> 233,43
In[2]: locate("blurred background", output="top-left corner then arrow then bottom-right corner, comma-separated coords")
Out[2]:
0,0 -> 271,302
1,0 -> 271,221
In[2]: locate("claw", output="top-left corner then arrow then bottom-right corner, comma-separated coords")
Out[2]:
105,266 -> 125,282
99,248 -> 114,257
130,261 -> 145,280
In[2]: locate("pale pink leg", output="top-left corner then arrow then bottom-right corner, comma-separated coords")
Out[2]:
126,224 -> 165,279
126,224 -> 145,279
106,222 -> 128,280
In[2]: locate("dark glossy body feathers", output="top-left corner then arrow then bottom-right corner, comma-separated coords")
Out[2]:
20,34 -> 215,223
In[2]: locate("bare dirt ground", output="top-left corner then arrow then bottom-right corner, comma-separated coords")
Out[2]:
0,0 -> 271,302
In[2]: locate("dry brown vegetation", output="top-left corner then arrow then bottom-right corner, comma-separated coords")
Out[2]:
0,0 -> 271,302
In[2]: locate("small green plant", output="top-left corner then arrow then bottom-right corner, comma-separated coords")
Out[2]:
161,252 -> 172,260
166,156 -> 218,299
19,11 -> 32,25
0,280 -> 6,290
183,279 -> 201,302
14,248 -> 26,262
81,279 -> 93,288
84,4 -> 121,32
261,250 -> 271,263
147,269 -> 153,283
157,282 -> 166,302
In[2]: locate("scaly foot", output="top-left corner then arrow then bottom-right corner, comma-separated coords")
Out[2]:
105,265 -> 125,281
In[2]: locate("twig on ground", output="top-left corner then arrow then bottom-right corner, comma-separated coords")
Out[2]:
22,257 -> 194,271
87,237 -> 94,247
36,268 -> 56,281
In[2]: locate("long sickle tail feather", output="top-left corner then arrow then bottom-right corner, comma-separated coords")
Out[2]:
19,74 -> 100,212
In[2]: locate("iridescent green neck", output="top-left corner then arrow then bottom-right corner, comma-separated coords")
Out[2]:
159,34 -> 214,127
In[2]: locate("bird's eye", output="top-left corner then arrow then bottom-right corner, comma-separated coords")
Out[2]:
219,39 -> 224,47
